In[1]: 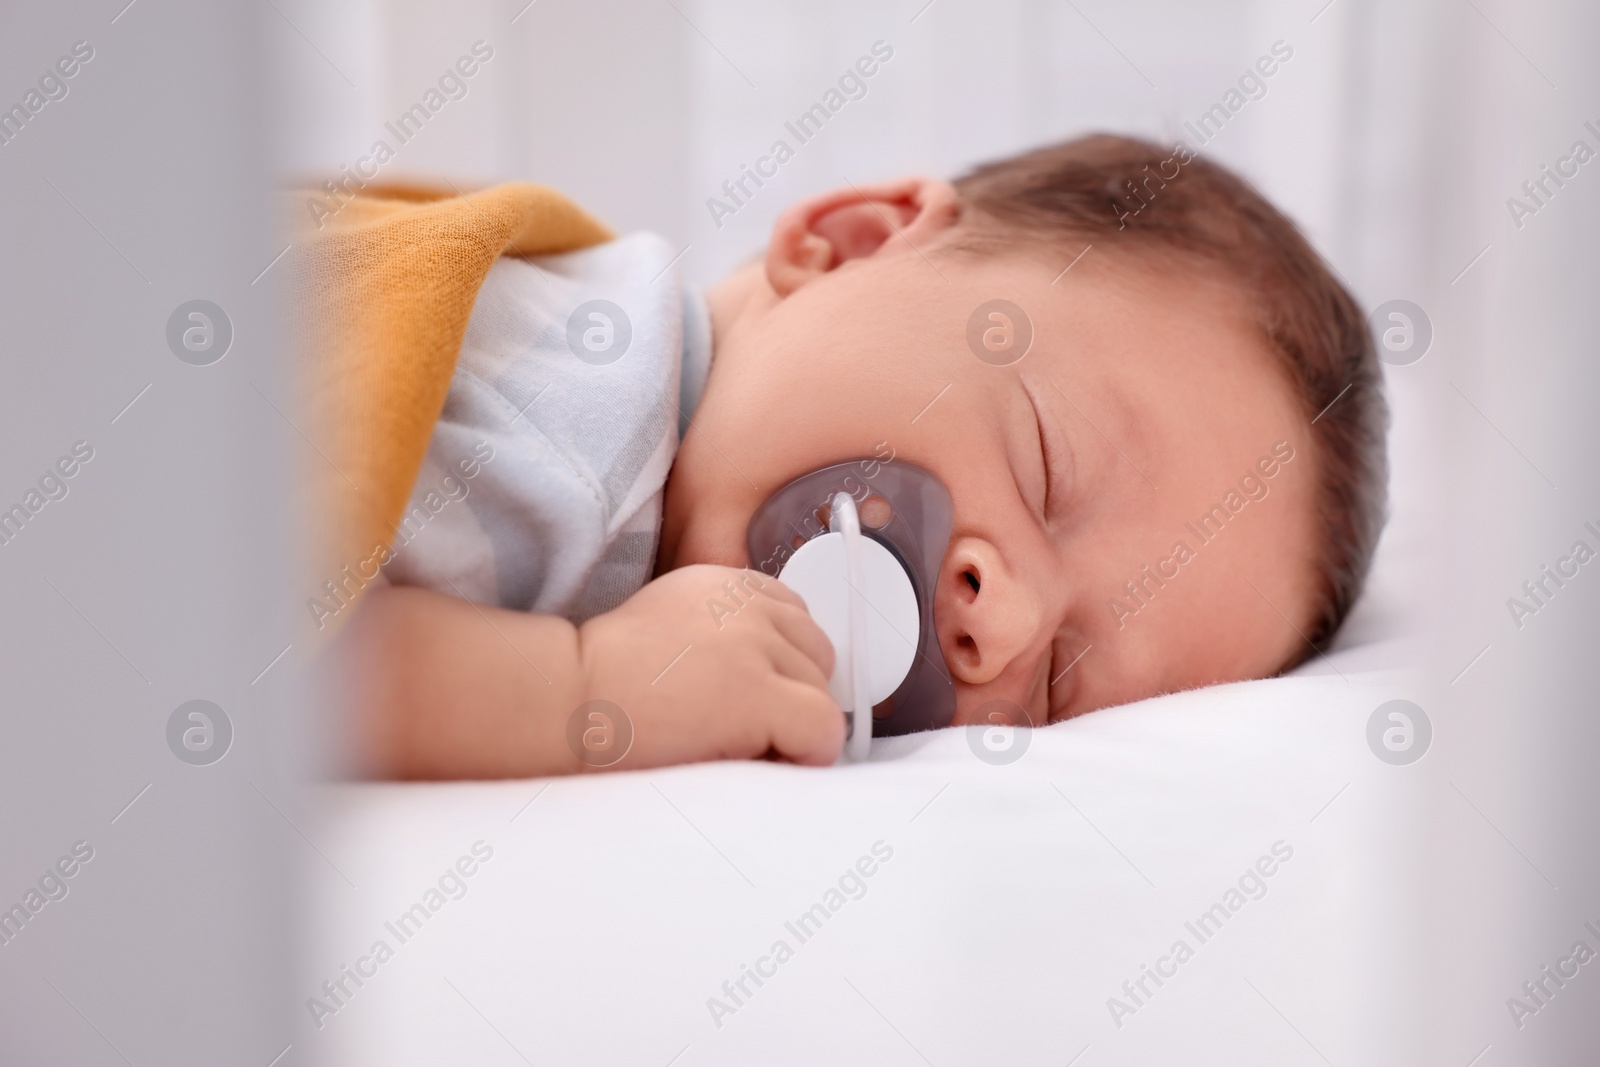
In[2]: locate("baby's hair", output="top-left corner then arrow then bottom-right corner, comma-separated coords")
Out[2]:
952,133 -> 1387,660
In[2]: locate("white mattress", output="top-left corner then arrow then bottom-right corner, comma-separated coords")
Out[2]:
302,618 -> 1422,1065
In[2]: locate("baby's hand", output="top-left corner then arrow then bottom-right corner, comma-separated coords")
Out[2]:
576,565 -> 844,769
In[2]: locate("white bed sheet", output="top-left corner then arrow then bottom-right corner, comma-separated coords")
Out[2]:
302,633 -> 1422,1066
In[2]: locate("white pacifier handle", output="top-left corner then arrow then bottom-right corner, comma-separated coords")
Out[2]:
831,492 -> 874,762
772,492 -> 920,762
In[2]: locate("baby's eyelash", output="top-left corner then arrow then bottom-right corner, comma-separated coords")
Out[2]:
1024,378 -> 1072,522
1024,381 -> 1055,515
1040,426 -> 1059,514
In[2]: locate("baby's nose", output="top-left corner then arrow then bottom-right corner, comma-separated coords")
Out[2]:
934,536 -> 1045,686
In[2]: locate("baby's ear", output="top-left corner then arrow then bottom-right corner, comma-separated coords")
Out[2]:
764,177 -> 960,296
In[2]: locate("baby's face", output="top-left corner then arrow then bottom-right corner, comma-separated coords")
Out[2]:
659,187 -> 1319,725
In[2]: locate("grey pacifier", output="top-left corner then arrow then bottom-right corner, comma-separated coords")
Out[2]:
745,459 -> 955,758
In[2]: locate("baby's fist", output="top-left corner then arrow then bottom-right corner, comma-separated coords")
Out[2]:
574,565 -> 843,770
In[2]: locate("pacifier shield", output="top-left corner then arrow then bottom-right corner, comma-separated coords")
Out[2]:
746,458 -> 956,736
777,530 -> 919,710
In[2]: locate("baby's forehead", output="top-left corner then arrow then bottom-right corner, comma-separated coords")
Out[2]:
1022,256 -> 1285,379
1035,295 -> 1300,472
946,238 -> 1267,344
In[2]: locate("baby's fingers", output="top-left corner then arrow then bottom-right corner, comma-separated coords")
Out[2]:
761,599 -> 836,681
766,630 -> 832,694
762,679 -> 845,766
744,571 -> 806,610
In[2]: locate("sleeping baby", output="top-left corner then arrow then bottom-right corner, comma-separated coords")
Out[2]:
330,133 -> 1386,778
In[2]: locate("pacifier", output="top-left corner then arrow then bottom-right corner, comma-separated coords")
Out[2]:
745,458 -> 955,760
